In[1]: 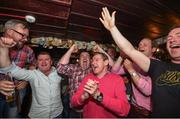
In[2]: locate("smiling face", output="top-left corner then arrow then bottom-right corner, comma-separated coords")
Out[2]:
91,53 -> 109,78
37,53 -> 52,75
166,27 -> 180,63
79,52 -> 91,70
138,38 -> 154,57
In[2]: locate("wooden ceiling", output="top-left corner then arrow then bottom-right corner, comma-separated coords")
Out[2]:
0,0 -> 180,46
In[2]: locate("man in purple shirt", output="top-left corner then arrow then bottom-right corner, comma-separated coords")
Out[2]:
112,38 -> 157,117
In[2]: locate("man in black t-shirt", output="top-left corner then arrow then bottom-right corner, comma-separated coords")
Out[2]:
99,7 -> 180,117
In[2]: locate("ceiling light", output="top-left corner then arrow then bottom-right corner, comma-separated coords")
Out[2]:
25,15 -> 36,23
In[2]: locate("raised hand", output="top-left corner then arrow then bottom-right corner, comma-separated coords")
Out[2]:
0,37 -> 16,48
93,44 -> 103,53
70,44 -> 78,53
99,7 -> 116,31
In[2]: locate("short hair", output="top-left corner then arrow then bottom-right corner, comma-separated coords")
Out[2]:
79,49 -> 89,54
168,25 -> 180,33
92,52 -> 109,61
107,46 -> 116,51
4,19 -> 29,31
139,37 -> 156,48
37,51 -> 52,59
78,49 -> 91,58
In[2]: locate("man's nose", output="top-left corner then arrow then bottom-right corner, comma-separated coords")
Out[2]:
41,61 -> 46,64
169,37 -> 176,43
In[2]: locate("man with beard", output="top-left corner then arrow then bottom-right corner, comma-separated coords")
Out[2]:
57,44 -> 92,118
71,52 -> 130,118
100,7 -> 180,117
0,19 -> 36,117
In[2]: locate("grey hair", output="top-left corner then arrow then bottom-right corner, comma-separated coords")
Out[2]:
4,19 -> 29,31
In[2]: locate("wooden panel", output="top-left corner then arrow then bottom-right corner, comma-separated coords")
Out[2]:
69,14 -> 101,30
71,0 -> 102,18
0,0 -> 70,19
41,0 -> 72,6
0,9 -> 68,26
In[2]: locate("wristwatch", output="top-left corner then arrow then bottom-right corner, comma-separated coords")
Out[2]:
130,72 -> 138,77
96,92 -> 103,102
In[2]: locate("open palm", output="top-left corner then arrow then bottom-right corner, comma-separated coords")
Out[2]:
99,7 -> 116,31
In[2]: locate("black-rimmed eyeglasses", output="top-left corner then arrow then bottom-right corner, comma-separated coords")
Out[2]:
11,29 -> 28,39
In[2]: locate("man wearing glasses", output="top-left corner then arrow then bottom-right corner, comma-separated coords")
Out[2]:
0,19 -> 36,118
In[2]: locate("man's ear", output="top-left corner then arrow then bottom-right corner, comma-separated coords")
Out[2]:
104,60 -> 109,66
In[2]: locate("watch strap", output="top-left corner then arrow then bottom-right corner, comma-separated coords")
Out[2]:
96,92 -> 103,102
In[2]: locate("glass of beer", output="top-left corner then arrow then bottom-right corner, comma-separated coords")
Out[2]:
5,72 -> 16,106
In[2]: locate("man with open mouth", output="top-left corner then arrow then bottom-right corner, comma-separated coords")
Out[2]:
100,7 -> 180,117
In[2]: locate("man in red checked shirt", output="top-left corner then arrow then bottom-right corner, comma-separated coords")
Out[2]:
0,19 -> 36,118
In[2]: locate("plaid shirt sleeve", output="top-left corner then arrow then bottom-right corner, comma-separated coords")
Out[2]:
56,63 -> 77,76
25,46 -> 36,65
